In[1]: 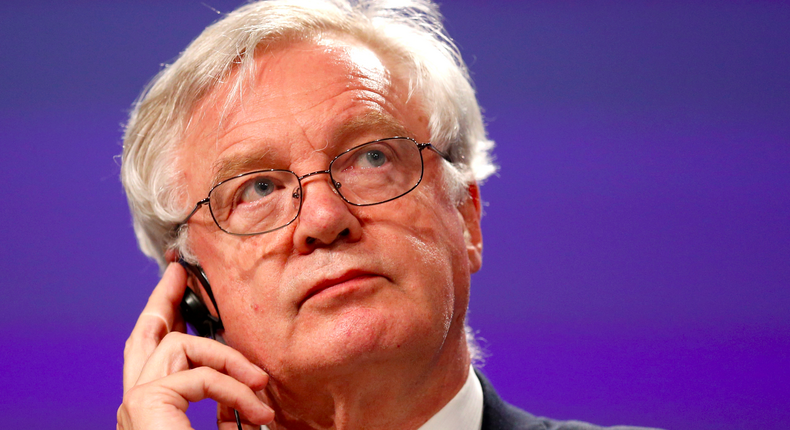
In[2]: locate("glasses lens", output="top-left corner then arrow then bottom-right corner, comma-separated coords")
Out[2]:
330,138 -> 423,205
208,170 -> 301,234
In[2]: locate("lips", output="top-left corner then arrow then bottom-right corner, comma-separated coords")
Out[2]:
298,269 -> 381,308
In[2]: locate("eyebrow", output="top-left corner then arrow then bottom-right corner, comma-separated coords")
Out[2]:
209,111 -> 414,186
210,147 -> 278,187
330,111 -> 412,144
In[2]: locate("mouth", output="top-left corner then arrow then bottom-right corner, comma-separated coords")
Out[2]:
298,270 -> 382,309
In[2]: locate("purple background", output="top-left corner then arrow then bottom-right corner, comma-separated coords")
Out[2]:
1,1 -> 788,429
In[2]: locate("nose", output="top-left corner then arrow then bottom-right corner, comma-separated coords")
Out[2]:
292,171 -> 362,253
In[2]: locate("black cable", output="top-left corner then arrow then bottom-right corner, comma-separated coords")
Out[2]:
235,409 -> 242,430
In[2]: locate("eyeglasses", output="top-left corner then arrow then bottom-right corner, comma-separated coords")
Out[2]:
178,137 -> 451,236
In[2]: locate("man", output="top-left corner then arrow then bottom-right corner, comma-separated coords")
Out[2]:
117,1 -> 658,429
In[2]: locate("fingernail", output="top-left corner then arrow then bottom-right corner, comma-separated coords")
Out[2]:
256,401 -> 275,425
251,363 -> 267,376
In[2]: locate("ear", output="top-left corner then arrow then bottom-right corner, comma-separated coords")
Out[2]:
165,248 -> 179,263
458,182 -> 483,273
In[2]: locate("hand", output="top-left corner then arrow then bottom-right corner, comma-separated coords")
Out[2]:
118,263 -> 274,429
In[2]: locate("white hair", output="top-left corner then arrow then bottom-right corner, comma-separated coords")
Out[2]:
121,0 -> 496,270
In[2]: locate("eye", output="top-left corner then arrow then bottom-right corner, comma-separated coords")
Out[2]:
362,149 -> 387,167
332,142 -> 398,175
239,176 -> 277,203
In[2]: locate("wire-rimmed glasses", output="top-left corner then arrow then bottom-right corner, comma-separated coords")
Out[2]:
178,137 -> 451,236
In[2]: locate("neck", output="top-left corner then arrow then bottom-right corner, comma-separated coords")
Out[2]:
264,330 -> 471,430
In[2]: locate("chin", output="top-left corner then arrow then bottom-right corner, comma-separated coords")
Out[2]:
285,303 -> 447,377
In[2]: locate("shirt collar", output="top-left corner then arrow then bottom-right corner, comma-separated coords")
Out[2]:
417,365 -> 484,430
262,365 -> 484,430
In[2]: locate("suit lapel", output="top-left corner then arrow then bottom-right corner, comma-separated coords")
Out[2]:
476,369 -> 547,430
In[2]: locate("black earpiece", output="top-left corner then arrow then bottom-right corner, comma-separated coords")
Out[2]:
178,259 -> 224,338
176,259 -> 242,429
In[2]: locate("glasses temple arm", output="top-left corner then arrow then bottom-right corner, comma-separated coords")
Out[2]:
174,198 -> 210,232
418,143 -> 453,163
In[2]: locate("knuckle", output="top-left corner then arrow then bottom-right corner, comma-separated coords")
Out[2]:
122,386 -> 146,411
193,366 -> 221,384
161,330 -> 185,345
140,316 -> 169,340
125,333 -> 157,361
116,403 -> 132,429
125,317 -> 172,358
159,332 -> 189,354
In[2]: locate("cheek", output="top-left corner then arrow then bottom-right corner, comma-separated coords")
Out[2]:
383,187 -> 471,301
190,224 -> 290,294
213,270 -> 291,366
189,230 -> 290,334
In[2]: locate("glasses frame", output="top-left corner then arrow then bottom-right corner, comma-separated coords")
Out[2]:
177,136 -> 451,236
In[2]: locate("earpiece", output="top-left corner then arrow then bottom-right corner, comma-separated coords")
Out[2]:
178,259 -> 224,338
176,259 -> 242,429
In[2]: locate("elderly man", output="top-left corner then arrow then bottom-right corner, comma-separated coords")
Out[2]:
117,1 -> 657,429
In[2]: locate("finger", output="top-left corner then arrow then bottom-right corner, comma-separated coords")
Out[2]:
220,424 -> 263,430
124,263 -> 188,392
119,367 -> 273,430
136,332 -> 269,391
163,367 -> 274,425
219,399 -> 272,430
218,381 -> 272,430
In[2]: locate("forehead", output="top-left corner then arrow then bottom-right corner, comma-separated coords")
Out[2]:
178,36 -> 427,194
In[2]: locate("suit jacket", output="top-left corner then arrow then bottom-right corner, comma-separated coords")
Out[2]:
477,370 -> 662,430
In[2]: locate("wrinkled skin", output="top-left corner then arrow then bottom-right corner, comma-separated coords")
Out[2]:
119,36 -> 482,430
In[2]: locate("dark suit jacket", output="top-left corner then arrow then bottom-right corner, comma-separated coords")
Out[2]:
477,370 -> 661,430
